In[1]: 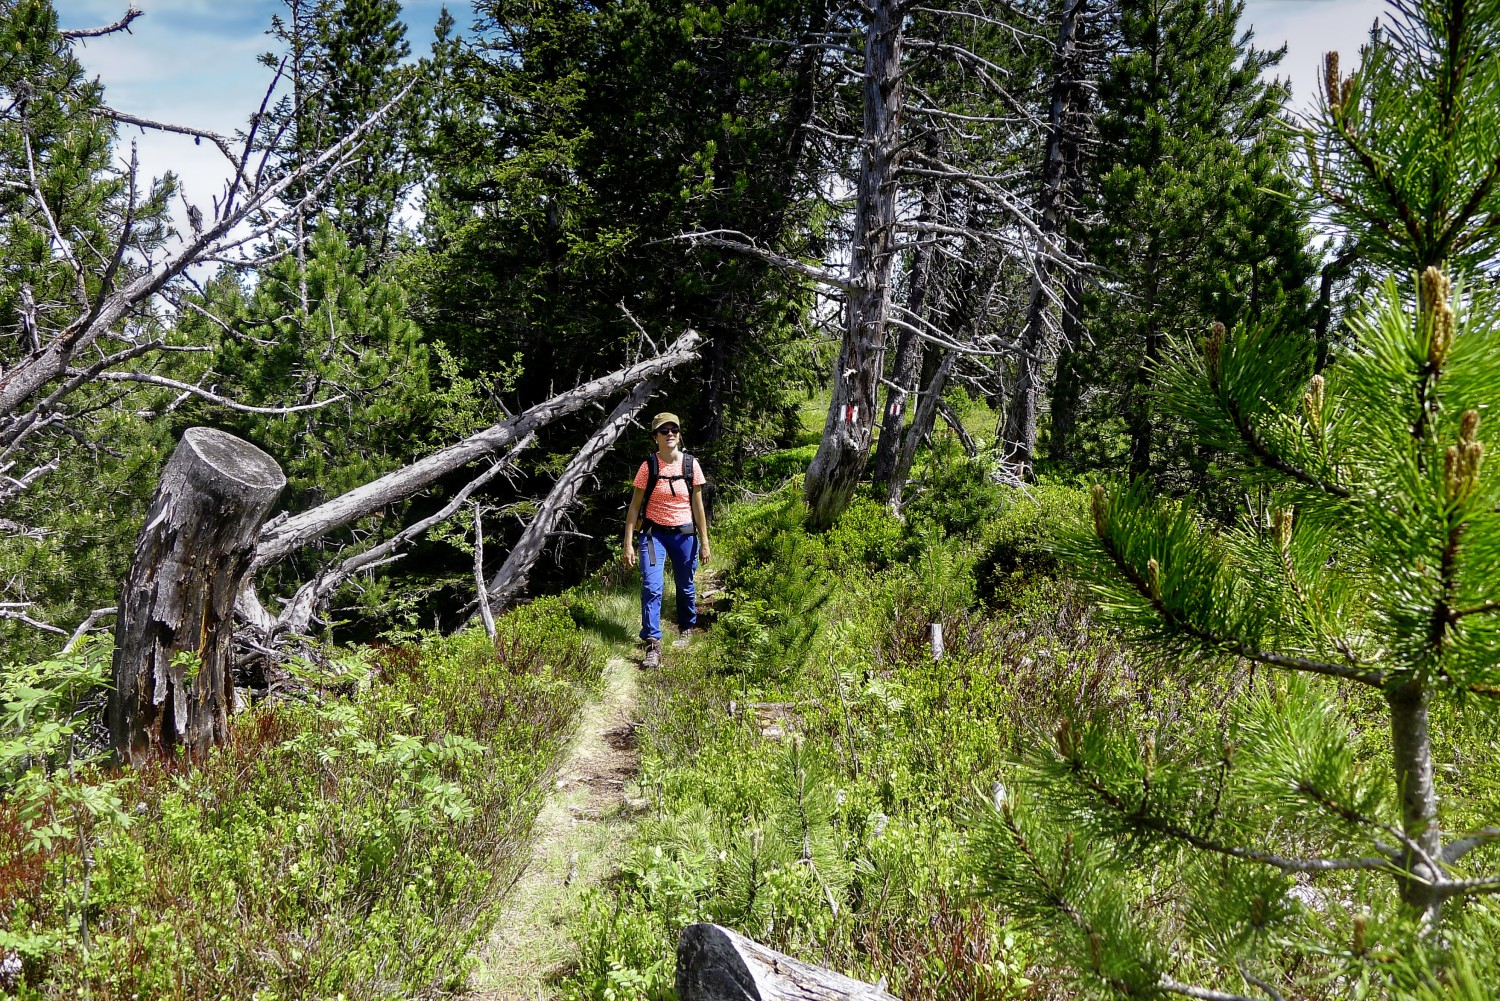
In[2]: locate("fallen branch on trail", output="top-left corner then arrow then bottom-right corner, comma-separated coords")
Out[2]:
250,329 -> 700,569
485,379 -> 659,611
676,923 -> 898,1000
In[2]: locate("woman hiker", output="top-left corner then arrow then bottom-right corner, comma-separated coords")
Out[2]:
623,412 -> 711,668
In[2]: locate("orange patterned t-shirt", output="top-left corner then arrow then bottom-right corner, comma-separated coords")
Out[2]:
634,457 -> 706,527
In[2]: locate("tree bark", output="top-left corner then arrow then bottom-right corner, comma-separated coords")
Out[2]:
871,176 -> 941,487
251,329 -> 699,569
1047,270 -> 1087,466
886,350 -> 956,515
1388,679 -> 1444,924
1002,0 -> 1087,474
486,380 -> 658,609
804,0 -> 904,529
109,428 -> 286,765
676,924 -> 897,1001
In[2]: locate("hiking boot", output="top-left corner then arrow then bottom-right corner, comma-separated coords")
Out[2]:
642,639 -> 661,668
672,627 -> 698,648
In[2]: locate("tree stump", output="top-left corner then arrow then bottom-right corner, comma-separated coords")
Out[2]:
676,924 -> 898,1001
109,428 -> 285,765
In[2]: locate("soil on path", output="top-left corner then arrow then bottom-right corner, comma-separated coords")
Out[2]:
467,652 -> 644,1000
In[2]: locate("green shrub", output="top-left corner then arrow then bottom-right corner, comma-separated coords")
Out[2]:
3,598 -> 601,1000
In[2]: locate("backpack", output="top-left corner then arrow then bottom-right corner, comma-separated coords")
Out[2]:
640,452 -> 699,528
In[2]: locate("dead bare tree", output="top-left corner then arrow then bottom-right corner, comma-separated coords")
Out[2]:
1000,0 -> 1099,474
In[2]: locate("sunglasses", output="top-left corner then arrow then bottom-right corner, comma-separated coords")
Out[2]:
655,426 -> 680,435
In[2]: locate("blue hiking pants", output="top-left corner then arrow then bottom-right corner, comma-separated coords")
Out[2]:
639,529 -> 698,640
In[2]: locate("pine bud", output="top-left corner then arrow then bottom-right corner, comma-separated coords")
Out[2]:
1273,508 -> 1294,549
1340,76 -> 1354,109
1091,483 -> 1107,537
1222,740 -> 1237,764
1146,557 -> 1161,600
1324,51 -> 1341,108
1056,719 -> 1077,760
1143,735 -> 1155,781
1353,911 -> 1369,955
1421,266 -> 1455,368
1461,408 -> 1480,444
1303,374 -> 1325,430
1251,894 -> 1265,927
1203,321 -> 1226,375
1088,931 -> 1103,973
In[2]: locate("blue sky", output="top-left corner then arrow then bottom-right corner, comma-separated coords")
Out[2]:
56,0 -> 1386,221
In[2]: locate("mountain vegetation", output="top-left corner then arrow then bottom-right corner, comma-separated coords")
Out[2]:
4,0 -> 1500,997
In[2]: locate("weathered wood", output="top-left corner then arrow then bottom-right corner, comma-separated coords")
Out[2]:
251,330 -> 699,569
676,924 -> 897,1001
110,428 -> 285,764
804,0 -> 905,529
486,380 -> 657,609
886,349 -> 955,515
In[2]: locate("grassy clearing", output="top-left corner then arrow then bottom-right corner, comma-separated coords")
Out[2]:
2,597 -> 603,1000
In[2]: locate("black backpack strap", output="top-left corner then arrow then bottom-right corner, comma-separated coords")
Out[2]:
682,454 -> 695,496
643,452 -> 661,505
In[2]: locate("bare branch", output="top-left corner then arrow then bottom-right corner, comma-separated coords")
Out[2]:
85,371 -> 346,415
61,607 -> 118,654
60,6 -> 143,40
253,329 -> 702,568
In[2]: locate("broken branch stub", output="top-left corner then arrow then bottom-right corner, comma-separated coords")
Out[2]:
110,428 -> 285,765
676,923 -> 898,1001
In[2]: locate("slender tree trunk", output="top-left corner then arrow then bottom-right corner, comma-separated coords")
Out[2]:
1128,255 -> 1161,478
1002,0 -> 1087,473
804,0 -> 904,529
1388,679 -> 1444,924
1047,270 -> 1087,465
871,175 -> 940,487
887,349 -> 956,515
110,429 -> 285,765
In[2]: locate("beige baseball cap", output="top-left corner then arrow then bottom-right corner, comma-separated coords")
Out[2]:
651,412 -> 681,431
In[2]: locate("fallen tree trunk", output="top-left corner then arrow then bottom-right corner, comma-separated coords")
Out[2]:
485,379 -> 658,610
110,428 -> 285,765
676,923 -> 898,1001
251,329 -> 700,569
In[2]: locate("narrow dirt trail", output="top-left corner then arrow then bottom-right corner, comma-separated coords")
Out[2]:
467,652 -> 644,1000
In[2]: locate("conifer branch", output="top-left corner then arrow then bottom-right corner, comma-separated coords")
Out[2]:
1329,118 -> 1426,253
1097,531 -> 1382,686
1219,392 -> 1350,499
1061,751 -> 1394,874
1442,826 -> 1500,863
1158,977 -> 1266,1001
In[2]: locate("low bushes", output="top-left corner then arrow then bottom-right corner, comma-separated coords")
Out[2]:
1,596 -> 601,1000
561,471 -> 1104,1000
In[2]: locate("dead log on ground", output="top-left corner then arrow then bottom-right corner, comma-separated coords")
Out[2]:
676,923 -> 898,1001
109,428 -> 285,765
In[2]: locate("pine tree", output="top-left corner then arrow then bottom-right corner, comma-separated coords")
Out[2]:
263,0 -> 416,264
415,0 -> 826,472
1052,0 -> 1315,487
977,1 -> 1500,995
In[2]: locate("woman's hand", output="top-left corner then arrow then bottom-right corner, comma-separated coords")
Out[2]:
624,542 -> 638,567
698,540 -> 712,564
